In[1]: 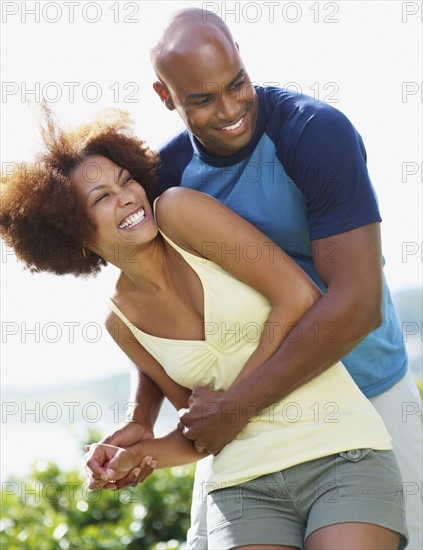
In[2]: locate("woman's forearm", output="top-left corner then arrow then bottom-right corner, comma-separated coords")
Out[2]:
128,428 -> 209,468
129,370 -> 165,430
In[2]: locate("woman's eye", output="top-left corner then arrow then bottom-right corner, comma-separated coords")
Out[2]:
94,194 -> 108,204
123,175 -> 134,185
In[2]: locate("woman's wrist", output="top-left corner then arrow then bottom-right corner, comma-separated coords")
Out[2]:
127,439 -> 153,466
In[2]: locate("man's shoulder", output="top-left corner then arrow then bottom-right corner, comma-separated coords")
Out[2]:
158,128 -> 192,157
257,86 -> 359,152
258,85 -> 350,127
155,129 -> 195,195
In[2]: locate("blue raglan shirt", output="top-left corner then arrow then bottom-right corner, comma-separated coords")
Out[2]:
155,86 -> 407,397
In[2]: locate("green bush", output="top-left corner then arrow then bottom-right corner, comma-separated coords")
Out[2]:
1,457 -> 195,549
3,379 -> 421,549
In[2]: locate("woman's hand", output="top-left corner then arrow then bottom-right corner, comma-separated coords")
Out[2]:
84,421 -> 155,490
84,441 -> 156,491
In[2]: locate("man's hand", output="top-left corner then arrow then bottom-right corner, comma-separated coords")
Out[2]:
178,388 -> 248,455
85,421 -> 155,490
101,420 -> 154,447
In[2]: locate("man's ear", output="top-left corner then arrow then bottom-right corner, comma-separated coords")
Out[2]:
153,81 -> 175,111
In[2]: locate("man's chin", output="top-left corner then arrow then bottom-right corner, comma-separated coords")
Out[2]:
204,133 -> 253,157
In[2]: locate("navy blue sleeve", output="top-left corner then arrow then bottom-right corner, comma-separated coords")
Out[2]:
154,130 -> 194,199
266,89 -> 381,240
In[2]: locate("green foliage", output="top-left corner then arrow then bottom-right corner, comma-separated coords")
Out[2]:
6,380 -> 421,550
1,451 -> 195,549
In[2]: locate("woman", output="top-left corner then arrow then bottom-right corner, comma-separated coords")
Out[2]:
0,109 -> 407,549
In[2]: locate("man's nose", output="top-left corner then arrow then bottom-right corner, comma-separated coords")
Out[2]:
215,93 -> 240,121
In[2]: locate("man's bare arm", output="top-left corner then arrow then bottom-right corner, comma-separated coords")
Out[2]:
180,223 -> 383,453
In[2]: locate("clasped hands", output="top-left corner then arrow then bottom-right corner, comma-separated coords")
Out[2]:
84,421 -> 156,491
84,388 -> 247,490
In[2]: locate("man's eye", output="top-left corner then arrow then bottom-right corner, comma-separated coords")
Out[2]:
230,79 -> 245,91
123,175 -> 134,185
193,96 -> 212,106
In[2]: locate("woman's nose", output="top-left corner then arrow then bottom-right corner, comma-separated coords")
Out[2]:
118,187 -> 136,206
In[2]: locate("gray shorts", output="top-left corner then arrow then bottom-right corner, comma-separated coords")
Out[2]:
207,449 -> 408,549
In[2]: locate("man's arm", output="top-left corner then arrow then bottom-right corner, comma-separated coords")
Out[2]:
180,223 -> 383,454
236,221 -> 383,387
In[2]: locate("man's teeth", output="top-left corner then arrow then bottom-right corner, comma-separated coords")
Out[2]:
119,209 -> 145,229
222,117 -> 243,131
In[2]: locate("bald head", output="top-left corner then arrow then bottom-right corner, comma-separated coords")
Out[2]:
151,8 -> 238,79
150,8 -> 258,157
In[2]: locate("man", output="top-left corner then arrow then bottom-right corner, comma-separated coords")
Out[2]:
97,8 -> 422,548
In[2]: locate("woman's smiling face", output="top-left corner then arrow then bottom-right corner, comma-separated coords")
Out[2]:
72,154 -> 158,263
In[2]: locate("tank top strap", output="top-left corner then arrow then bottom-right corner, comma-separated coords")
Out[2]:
153,197 -> 205,265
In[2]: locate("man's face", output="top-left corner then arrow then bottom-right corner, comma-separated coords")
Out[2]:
158,39 -> 258,157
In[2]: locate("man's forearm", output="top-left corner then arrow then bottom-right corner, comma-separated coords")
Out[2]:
224,289 -> 379,418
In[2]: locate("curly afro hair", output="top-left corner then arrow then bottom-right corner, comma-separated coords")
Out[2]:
0,107 -> 159,277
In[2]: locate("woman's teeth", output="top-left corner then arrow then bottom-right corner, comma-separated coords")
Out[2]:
222,117 -> 243,131
119,209 -> 145,229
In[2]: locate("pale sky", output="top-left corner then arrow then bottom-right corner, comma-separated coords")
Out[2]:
1,0 -> 422,390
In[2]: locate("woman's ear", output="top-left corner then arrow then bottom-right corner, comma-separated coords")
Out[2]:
153,81 -> 175,111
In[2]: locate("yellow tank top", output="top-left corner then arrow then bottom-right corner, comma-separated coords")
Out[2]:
110,228 -> 392,488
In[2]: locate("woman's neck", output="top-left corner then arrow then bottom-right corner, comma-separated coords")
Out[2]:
114,233 -> 174,292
